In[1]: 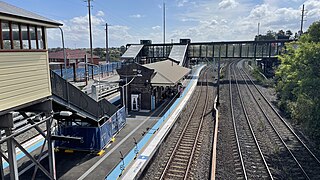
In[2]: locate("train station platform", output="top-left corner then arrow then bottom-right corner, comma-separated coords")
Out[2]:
107,64 -> 205,179
14,64 -> 204,180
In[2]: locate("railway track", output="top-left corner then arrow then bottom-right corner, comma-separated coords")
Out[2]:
237,61 -> 320,179
228,61 -> 272,179
155,67 -> 209,179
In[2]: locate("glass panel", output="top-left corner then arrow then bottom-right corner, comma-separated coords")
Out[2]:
37,27 -> 44,49
29,26 -> 37,49
21,25 -> 29,49
12,23 -> 20,49
1,21 -> 11,49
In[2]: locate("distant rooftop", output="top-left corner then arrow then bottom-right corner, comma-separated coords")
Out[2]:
0,1 -> 62,27
49,49 -> 100,60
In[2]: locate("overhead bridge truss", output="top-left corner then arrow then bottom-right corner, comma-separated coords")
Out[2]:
128,39 -> 293,62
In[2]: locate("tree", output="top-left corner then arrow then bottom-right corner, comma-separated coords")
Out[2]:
285,30 -> 293,37
275,20 -> 320,141
277,29 -> 285,36
301,21 -> 320,43
255,30 -> 276,41
93,47 -> 106,59
120,45 -> 126,54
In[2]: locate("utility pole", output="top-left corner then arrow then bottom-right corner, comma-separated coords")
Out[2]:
300,4 -> 305,36
163,1 -> 165,44
105,23 -> 109,64
86,0 -> 94,64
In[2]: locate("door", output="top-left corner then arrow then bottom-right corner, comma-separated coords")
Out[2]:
131,94 -> 139,111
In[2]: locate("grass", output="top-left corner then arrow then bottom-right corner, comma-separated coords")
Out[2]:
250,67 -> 274,88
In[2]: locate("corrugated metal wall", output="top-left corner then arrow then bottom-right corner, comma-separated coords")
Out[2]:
0,51 -> 51,112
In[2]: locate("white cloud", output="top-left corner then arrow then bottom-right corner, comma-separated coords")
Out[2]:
168,0 -> 317,42
177,0 -> 189,7
304,0 -> 320,18
130,14 -> 144,18
46,0 -> 320,48
96,11 -> 105,17
218,0 -> 239,9
47,13 -> 136,48
180,18 -> 197,22
152,25 -> 161,30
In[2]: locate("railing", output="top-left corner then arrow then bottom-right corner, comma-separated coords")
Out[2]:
50,71 -> 117,120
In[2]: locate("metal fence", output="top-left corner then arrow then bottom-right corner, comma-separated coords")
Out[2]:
53,62 -> 122,81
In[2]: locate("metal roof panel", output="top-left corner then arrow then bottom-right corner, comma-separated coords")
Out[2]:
168,45 -> 188,65
121,45 -> 144,59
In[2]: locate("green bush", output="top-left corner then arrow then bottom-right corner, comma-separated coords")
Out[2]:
275,21 -> 320,142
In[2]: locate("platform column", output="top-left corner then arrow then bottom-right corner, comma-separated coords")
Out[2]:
0,113 -> 18,180
0,133 -> 4,180
46,113 -> 56,180
6,127 -> 18,180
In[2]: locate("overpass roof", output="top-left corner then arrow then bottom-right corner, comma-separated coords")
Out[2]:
121,45 -> 144,59
168,45 -> 188,65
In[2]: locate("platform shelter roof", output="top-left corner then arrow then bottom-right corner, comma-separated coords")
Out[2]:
0,1 -> 62,27
143,60 -> 190,86
121,45 -> 144,59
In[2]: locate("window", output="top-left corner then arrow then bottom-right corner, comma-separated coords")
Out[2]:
37,27 -> 44,49
12,23 -> 20,49
29,26 -> 37,49
21,25 -> 29,49
0,20 -> 46,50
1,21 -> 11,49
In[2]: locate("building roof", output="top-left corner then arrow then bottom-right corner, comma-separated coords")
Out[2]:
0,1 -> 62,27
121,45 -> 144,59
143,60 -> 190,86
49,49 -> 100,60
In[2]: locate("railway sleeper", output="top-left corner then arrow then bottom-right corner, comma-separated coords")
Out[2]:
170,165 -> 186,170
167,172 -> 184,178
168,168 -> 186,174
173,157 -> 189,162
178,148 -> 191,153
174,154 -> 189,159
176,151 -> 190,156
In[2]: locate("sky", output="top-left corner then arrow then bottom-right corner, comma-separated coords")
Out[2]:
3,0 -> 320,48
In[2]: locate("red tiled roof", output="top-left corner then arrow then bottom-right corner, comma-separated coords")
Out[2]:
49,49 -> 100,60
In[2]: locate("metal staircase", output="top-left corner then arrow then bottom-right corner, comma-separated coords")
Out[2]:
50,71 -> 118,122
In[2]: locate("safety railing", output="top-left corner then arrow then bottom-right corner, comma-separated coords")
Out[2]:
50,71 -> 118,120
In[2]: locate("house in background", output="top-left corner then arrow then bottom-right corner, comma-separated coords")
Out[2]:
48,49 -> 100,69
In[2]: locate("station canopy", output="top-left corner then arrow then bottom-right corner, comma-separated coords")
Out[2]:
143,60 -> 190,86
121,45 -> 144,59
168,45 -> 188,65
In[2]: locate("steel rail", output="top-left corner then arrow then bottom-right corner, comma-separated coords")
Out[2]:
228,61 -> 247,179
184,66 -> 210,179
241,66 -> 320,166
237,64 -> 310,179
231,61 -> 273,179
159,67 -> 209,180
